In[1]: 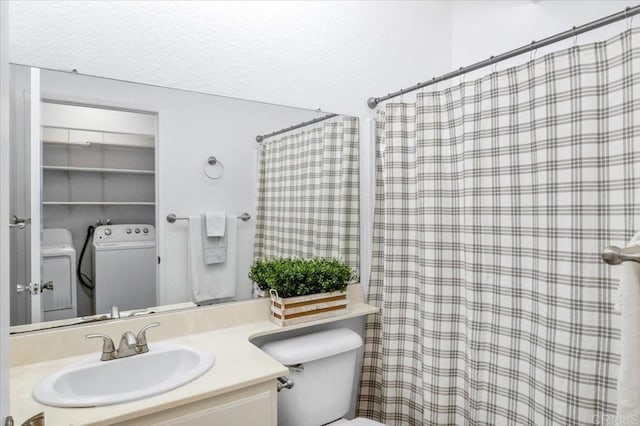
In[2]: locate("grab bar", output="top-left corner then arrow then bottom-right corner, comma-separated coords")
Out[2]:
601,246 -> 640,265
166,213 -> 251,223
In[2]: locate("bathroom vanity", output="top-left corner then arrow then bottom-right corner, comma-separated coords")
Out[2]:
9,285 -> 377,425
118,382 -> 277,426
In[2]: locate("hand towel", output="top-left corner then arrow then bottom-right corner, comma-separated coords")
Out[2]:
205,212 -> 226,237
201,214 -> 227,264
187,215 -> 237,304
617,231 -> 640,418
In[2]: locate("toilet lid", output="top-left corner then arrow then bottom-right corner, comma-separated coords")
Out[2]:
330,418 -> 385,426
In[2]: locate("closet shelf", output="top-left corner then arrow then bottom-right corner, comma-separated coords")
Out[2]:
42,140 -> 154,149
42,125 -> 155,149
43,201 -> 155,206
43,165 -> 155,175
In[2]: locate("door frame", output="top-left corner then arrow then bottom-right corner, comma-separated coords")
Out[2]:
1,0 -> 12,421
28,67 -> 41,324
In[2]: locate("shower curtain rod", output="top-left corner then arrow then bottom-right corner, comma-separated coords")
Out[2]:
367,5 -> 640,109
256,113 -> 338,143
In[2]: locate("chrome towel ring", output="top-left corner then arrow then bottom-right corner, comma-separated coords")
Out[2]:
204,156 -> 224,180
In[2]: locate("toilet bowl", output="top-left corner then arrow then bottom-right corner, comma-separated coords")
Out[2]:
261,328 -> 384,426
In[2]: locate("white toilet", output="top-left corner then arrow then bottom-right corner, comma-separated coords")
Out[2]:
261,328 -> 384,426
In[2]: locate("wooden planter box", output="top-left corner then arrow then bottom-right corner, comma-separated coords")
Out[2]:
269,289 -> 350,327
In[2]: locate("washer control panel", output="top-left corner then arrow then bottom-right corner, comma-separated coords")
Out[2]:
94,224 -> 156,242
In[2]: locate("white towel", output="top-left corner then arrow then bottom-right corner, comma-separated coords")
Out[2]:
206,212 -> 226,237
187,215 -> 237,304
617,231 -> 640,418
201,214 -> 227,264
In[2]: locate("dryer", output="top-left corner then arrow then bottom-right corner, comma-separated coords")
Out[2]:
42,228 -> 78,321
93,224 -> 157,315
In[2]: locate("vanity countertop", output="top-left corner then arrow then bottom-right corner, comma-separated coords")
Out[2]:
9,286 -> 377,425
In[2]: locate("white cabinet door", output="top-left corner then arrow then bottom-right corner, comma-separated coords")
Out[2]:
118,382 -> 277,426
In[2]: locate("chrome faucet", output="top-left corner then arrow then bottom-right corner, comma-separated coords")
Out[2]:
116,331 -> 138,358
109,305 -> 148,319
110,306 -> 120,319
86,322 -> 160,361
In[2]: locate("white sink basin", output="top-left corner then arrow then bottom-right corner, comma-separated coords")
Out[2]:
33,344 -> 215,407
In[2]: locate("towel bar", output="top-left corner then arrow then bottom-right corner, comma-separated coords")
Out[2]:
166,213 -> 251,223
601,246 -> 640,265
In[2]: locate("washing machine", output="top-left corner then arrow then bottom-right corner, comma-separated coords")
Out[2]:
93,224 -> 157,315
42,228 -> 78,321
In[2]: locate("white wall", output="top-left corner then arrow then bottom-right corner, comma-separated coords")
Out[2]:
451,1 -> 632,81
39,69 -> 324,307
8,1 -> 453,118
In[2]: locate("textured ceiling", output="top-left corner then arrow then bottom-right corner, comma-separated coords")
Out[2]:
9,1 -> 453,116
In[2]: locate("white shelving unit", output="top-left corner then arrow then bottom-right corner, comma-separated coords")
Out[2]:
42,121 -> 155,149
42,124 -> 156,209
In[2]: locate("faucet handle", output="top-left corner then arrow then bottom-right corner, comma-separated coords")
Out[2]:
86,333 -> 116,361
136,322 -> 160,353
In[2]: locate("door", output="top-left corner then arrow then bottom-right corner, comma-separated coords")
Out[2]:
9,66 -> 44,326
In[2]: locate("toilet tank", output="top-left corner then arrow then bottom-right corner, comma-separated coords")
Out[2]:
261,328 -> 363,426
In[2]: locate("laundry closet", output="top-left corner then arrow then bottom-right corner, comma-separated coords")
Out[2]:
9,66 -> 158,325
42,102 -> 157,319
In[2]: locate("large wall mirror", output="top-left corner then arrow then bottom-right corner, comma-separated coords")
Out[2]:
9,65 -> 359,333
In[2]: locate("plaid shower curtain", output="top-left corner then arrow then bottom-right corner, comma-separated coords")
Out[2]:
358,29 -> 640,425
253,117 -> 359,272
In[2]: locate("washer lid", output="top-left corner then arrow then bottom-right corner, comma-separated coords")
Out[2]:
42,245 -> 76,257
261,328 -> 362,365
42,228 -> 73,249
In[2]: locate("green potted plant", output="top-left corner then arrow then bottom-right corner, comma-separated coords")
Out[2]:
249,257 -> 354,326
